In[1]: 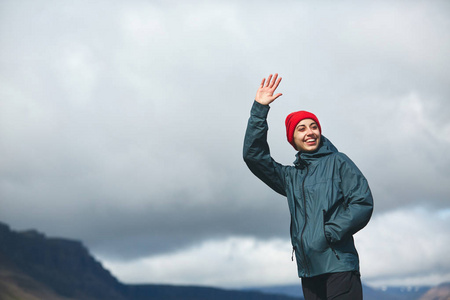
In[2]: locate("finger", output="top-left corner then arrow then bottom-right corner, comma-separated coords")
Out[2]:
266,74 -> 273,87
273,76 -> 282,90
270,73 -> 279,88
274,93 -> 283,99
260,78 -> 265,87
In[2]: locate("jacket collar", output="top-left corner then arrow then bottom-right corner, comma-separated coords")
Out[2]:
293,135 -> 338,168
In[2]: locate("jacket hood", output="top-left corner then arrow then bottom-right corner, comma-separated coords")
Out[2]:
294,135 -> 338,168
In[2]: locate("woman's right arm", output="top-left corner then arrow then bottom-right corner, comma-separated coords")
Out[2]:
243,74 -> 287,196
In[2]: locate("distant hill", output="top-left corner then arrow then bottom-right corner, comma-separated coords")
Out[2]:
248,283 -> 433,300
363,285 -> 431,300
0,221 -> 301,300
419,282 -> 450,300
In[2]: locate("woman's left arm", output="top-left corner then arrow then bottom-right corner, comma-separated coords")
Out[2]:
325,154 -> 374,244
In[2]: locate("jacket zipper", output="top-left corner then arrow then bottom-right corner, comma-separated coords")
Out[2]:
322,209 -> 340,260
290,219 -> 295,261
299,164 -> 310,276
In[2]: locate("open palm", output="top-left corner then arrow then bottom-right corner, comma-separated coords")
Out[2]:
255,73 -> 283,105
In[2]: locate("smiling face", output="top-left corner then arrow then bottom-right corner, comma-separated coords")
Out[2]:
293,118 -> 322,152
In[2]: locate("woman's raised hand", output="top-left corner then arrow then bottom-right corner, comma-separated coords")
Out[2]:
255,73 -> 283,105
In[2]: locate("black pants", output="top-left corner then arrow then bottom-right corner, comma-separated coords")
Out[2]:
301,271 -> 363,300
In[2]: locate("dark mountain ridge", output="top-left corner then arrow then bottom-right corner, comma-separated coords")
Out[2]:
0,221 -> 301,300
0,222 -> 125,300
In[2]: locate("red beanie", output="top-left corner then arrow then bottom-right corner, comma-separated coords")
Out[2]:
285,111 -> 321,150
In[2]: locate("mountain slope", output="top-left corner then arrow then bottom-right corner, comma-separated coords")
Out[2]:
419,282 -> 450,300
0,266 -> 74,300
0,222 -> 301,300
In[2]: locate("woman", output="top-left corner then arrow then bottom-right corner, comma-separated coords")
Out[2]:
243,74 -> 373,300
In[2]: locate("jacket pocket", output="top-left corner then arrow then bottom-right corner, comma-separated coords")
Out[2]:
308,211 -> 329,253
323,210 -> 340,260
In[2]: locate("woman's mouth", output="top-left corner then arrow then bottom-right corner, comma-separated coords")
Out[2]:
305,138 -> 316,145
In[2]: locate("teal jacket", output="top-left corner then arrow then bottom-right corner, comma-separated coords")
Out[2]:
243,101 -> 373,278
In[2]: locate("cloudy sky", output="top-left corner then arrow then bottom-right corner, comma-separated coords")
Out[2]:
1,0 -> 449,289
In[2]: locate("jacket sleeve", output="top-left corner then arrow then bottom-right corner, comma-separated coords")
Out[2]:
243,101 -> 287,196
325,154 -> 373,243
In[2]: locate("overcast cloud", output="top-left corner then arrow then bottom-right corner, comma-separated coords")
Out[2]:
1,0 -> 449,288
